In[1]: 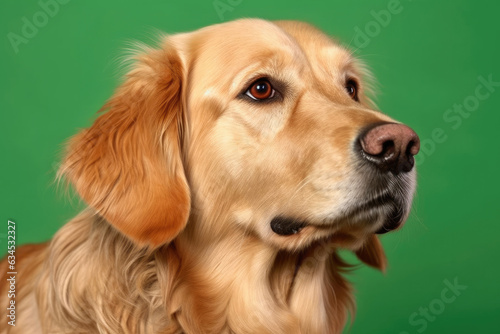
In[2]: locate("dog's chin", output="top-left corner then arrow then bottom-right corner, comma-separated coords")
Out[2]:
341,196 -> 410,235
374,203 -> 407,234
266,190 -> 413,251
329,170 -> 416,239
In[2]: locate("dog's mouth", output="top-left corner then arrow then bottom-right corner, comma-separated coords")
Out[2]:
270,185 -> 410,237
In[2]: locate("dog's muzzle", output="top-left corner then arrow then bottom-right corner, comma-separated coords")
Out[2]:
357,121 -> 420,233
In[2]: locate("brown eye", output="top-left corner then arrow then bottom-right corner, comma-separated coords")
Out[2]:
346,79 -> 359,101
246,79 -> 275,100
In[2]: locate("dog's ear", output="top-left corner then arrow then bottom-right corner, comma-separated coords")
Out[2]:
59,42 -> 190,248
355,235 -> 387,272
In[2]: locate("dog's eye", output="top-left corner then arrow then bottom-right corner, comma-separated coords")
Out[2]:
245,79 -> 275,100
346,79 -> 359,101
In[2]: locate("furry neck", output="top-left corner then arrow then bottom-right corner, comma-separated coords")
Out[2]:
170,218 -> 354,334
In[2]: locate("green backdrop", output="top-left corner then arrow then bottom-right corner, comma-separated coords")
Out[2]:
1,0 -> 499,333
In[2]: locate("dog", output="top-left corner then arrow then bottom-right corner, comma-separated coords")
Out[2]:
0,19 -> 420,334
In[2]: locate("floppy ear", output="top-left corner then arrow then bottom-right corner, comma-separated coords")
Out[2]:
355,235 -> 387,272
59,42 -> 190,248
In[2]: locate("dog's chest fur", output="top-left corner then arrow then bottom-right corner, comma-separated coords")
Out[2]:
32,213 -> 352,334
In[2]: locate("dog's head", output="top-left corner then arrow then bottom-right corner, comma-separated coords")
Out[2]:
60,19 -> 419,269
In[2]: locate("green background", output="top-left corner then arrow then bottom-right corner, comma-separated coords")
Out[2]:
1,0 -> 498,333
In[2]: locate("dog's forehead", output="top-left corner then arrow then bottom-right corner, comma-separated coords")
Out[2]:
273,20 -> 356,83
205,19 -> 296,45
192,19 -> 304,64
184,19 -> 355,92
194,19 -> 351,65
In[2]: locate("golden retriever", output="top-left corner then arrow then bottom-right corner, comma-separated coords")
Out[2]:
0,19 -> 420,334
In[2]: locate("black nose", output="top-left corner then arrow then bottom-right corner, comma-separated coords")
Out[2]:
358,123 -> 420,174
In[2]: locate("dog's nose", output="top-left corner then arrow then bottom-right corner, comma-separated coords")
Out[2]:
359,123 -> 420,174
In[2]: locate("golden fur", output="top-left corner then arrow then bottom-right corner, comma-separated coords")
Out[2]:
0,19 -> 417,333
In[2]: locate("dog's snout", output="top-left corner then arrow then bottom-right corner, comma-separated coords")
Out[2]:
358,123 -> 420,174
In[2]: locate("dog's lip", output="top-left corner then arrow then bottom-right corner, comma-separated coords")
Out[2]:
348,191 -> 395,216
270,216 -> 307,236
